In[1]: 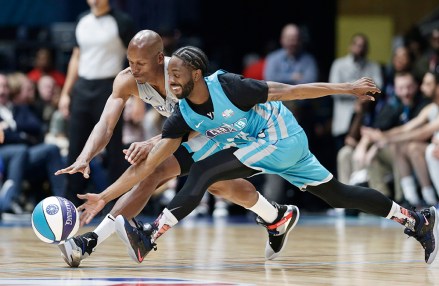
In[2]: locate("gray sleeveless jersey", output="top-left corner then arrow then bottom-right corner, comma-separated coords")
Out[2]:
136,57 -> 178,117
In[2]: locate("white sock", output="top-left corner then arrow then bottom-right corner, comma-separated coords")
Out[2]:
152,208 -> 178,241
386,201 -> 417,231
94,214 -> 116,247
400,176 -> 420,205
247,191 -> 277,223
422,186 -> 437,205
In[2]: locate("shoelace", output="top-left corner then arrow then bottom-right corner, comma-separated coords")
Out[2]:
133,220 -> 157,251
404,209 -> 431,249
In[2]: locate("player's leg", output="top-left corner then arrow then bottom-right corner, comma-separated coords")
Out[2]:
179,134 -> 282,222
306,178 -> 438,263
59,154 -> 181,267
115,146 -> 300,261
208,179 -> 258,208
273,131 -> 438,264
167,143 -> 298,252
263,130 -> 439,264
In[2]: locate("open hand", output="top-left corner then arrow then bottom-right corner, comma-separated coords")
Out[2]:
77,193 -> 106,226
54,160 -> 91,179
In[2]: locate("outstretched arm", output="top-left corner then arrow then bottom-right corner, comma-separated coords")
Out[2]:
77,137 -> 181,224
100,137 -> 181,202
55,71 -> 133,178
266,77 -> 379,102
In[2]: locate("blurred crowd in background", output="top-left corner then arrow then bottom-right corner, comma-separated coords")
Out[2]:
0,0 -> 439,220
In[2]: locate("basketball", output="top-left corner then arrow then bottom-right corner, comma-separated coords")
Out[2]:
31,196 -> 80,244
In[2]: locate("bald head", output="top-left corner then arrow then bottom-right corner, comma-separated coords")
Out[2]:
280,24 -> 301,55
129,30 -> 164,55
127,30 -> 166,83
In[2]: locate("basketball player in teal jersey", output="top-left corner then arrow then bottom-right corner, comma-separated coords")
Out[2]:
114,46 -> 438,264
55,31 -> 292,267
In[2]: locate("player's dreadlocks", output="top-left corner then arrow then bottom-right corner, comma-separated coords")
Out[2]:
172,46 -> 209,76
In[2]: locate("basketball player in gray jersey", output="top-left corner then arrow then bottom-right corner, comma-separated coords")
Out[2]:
56,30 -> 294,267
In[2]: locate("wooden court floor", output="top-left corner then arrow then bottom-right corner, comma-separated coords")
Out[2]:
0,214 -> 439,286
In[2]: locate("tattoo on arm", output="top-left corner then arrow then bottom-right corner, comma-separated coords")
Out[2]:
267,82 -> 290,101
150,140 -> 165,155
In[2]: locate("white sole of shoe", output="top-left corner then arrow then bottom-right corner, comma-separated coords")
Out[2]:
58,241 -> 81,267
266,205 -> 300,260
114,216 -> 141,263
427,206 -> 439,264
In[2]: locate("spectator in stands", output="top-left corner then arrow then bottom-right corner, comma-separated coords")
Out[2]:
403,26 -> 428,65
364,71 -> 439,206
262,23 -> 320,203
337,45 -> 413,187
264,23 -> 318,85
27,47 -> 66,88
0,73 -> 27,215
33,75 -> 61,134
363,72 -> 431,205
329,33 -> 383,152
382,46 -> 414,102
413,28 -> 439,81
7,72 -> 66,204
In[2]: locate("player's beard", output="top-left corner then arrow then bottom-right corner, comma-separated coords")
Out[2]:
178,78 -> 194,99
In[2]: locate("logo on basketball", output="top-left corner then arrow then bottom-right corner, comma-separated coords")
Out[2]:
31,196 -> 79,244
46,204 -> 59,215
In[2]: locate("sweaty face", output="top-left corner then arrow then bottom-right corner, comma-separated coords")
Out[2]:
168,56 -> 195,99
127,46 -> 160,83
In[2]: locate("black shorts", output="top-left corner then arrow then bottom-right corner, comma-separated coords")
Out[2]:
173,133 -> 194,176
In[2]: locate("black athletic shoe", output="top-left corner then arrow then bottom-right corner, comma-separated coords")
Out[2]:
256,202 -> 300,260
115,215 -> 157,263
404,206 -> 439,264
58,232 -> 98,267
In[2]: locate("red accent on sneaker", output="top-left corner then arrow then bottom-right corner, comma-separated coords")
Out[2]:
424,214 -> 430,226
267,211 -> 293,230
137,248 -> 144,262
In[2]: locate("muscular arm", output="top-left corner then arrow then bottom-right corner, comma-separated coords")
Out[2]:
75,72 -> 133,163
100,137 -> 182,203
55,70 -> 136,177
266,77 -> 379,102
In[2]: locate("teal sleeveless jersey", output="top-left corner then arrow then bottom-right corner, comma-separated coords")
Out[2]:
179,70 -> 303,148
